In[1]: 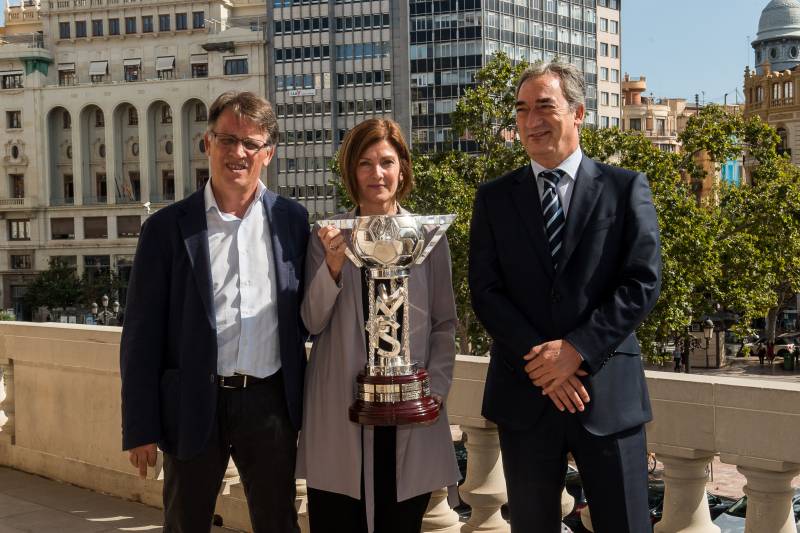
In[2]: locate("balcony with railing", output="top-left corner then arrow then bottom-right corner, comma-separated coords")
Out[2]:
0,33 -> 50,63
1,323 -> 798,533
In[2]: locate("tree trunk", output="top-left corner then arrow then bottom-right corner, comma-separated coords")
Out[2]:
766,307 -> 778,343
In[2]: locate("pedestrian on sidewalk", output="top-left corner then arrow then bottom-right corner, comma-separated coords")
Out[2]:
673,345 -> 682,372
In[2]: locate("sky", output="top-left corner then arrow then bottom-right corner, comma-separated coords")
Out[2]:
621,0 -> 768,105
0,0 -> 771,104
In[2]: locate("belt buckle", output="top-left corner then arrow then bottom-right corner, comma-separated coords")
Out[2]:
219,376 -> 238,389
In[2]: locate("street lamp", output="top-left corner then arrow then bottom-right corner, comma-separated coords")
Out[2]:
92,294 -> 120,325
703,319 -> 715,368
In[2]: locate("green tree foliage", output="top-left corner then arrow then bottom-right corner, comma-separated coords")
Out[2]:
329,52 -> 800,358
22,261 -> 83,309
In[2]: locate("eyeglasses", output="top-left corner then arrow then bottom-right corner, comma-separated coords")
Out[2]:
210,130 -> 271,154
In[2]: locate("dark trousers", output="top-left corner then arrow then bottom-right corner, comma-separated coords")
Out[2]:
162,371 -> 299,533
498,408 -> 650,533
306,427 -> 431,533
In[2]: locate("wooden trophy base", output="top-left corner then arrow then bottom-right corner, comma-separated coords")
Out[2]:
349,368 -> 440,426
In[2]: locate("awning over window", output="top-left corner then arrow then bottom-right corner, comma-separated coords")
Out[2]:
155,56 -> 175,71
190,54 -> 207,65
88,61 -> 107,76
123,58 -> 141,67
0,70 -> 24,76
57,63 -> 75,71
223,55 -> 247,62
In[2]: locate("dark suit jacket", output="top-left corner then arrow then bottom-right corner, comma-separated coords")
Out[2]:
120,187 -> 310,460
469,156 -> 661,436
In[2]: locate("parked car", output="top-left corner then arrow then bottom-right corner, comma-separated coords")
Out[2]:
741,334 -> 798,360
713,488 -> 800,532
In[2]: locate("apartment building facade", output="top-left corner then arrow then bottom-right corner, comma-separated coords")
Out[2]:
0,0 -> 267,314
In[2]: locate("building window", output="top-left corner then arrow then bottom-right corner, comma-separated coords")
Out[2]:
1,72 -> 23,89
599,17 -> 608,32
8,219 -> 30,241
156,56 -> 175,80
600,67 -> 608,81
159,14 -> 170,32
610,20 -> 619,34
600,42 -> 608,56
89,60 -> 107,83
9,174 -> 24,198
84,217 -> 108,239
629,118 -> 642,131
162,170 -> 175,201
192,11 -> 205,29
125,17 -> 136,34
75,20 -> 87,38
161,105 -> 172,124
83,255 -> 110,285
59,22 -> 70,39
6,110 -> 21,129
117,216 -> 141,238
191,62 -> 208,78
611,117 -> 620,128
58,66 -> 75,86
600,116 -> 609,128
10,254 -> 32,270
109,18 -> 119,35
785,81 -> 794,100
611,69 -> 619,83
611,45 -> 619,58
224,57 -> 248,75
92,19 -> 103,36
656,118 -> 666,136
124,59 -> 140,82
142,16 -> 153,33
51,255 -> 77,271
95,173 -> 107,202
196,168 -> 209,190
600,92 -> 609,106
195,103 -> 207,122
773,83 -> 781,102
95,109 -> 104,127
128,107 -> 138,125
176,13 -> 187,30
128,171 -> 141,201
611,93 -> 619,107
63,174 -> 74,202
51,217 -> 75,240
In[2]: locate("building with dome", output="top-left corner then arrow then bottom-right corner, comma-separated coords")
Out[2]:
743,0 -> 800,168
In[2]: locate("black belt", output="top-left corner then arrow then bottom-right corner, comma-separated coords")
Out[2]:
217,373 -> 270,389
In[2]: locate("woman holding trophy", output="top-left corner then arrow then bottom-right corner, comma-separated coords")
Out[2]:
296,118 -> 461,533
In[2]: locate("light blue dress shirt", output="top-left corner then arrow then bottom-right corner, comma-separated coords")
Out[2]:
531,146 -> 584,217
204,179 -> 281,378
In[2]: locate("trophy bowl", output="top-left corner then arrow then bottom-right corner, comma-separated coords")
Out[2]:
351,215 -> 425,272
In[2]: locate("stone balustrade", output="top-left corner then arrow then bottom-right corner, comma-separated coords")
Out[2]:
1,322 -> 799,532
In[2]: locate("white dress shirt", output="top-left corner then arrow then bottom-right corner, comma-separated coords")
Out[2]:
531,146 -> 583,217
204,179 -> 281,378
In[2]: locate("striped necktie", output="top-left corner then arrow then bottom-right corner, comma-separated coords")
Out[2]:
539,169 -> 566,268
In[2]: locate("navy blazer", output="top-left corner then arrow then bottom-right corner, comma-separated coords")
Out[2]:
469,157 -> 661,436
120,187 -> 310,460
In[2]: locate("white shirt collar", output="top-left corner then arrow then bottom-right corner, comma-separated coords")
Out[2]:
204,178 -> 267,215
530,146 -> 583,182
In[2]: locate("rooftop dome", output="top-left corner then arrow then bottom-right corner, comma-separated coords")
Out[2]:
756,0 -> 800,42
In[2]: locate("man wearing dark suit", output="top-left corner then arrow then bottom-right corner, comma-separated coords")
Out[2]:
120,91 -> 309,533
469,62 -> 661,533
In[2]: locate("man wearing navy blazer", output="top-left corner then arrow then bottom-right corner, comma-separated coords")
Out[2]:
469,62 -> 661,532
120,91 -> 309,533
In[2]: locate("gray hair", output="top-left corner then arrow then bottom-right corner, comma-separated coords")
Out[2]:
515,61 -> 586,112
207,91 -> 279,147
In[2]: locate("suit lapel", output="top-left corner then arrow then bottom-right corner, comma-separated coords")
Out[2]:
558,157 -> 603,272
512,165 -> 555,279
178,189 -> 215,329
262,190 -> 289,287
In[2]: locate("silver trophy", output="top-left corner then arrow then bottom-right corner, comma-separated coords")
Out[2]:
317,214 -> 455,425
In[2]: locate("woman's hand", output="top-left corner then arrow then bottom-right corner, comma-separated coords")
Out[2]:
319,225 -> 347,282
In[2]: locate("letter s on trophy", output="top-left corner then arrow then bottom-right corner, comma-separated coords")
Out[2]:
316,214 -> 455,426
